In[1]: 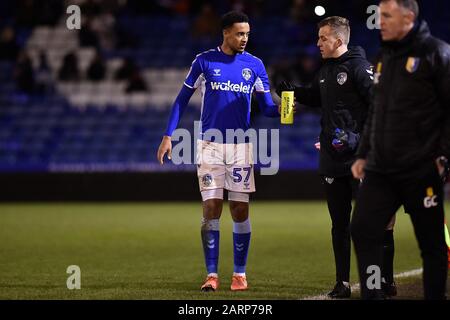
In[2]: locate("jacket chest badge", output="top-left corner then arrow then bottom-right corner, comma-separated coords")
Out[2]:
337,72 -> 347,85
406,57 -> 420,73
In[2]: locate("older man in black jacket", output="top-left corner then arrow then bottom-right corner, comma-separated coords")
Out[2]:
277,16 -> 396,298
351,0 -> 450,300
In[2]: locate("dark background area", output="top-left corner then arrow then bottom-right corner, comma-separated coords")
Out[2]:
0,0 -> 449,200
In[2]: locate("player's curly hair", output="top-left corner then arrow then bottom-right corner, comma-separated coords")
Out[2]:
221,11 -> 249,30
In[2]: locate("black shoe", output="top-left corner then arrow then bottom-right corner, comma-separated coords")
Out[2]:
327,282 -> 351,299
381,281 -> 397,297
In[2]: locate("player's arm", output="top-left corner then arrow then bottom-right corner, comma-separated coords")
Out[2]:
275,75 -> 321,109
435,44 -> 450,178
352,91 -> 375,179
254,91 -> 279,117
157,57 -> 202,164
157,85 -> 195,164
254,62 -> 280,117
435,46 -> 450,161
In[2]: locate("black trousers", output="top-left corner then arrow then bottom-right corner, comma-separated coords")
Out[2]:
351,161 -> 448,299
323,175 -> 359,283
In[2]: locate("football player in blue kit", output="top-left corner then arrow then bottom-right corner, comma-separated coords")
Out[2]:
157,11 -> 281,292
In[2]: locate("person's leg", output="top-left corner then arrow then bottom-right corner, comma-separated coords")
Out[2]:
225,142 -> 255,291
408,209 -> 447,299
199,190 -> 224,291
351,170 -> 400,299
229,193 -> 251,284
323,175 -> 353,297
402,162 -> 448,300
197,139 -> 226,291
381,215 -> 396,296
201,191 -> 224,275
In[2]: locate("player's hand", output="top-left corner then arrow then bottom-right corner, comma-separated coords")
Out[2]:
314,141 -> 320,150
157,135 -> 172,164
352,158 -> 367,179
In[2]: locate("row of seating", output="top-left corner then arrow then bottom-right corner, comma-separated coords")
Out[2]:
0,96 -> 320,171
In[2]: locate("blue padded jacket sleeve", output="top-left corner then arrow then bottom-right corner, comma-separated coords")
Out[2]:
164,85 -> 195,136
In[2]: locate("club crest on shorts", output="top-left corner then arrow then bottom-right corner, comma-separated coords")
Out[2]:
337,72 -> 347,85
325,177 -> 334,184
242,68 -> 252,81
202,174 -> 213,187
406,57 -> 420,73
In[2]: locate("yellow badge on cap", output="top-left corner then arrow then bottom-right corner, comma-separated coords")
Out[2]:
406,57 -> 420,73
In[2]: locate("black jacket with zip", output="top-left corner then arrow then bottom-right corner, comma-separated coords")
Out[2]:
356,21 -> 450,173
277,46 -> 373,177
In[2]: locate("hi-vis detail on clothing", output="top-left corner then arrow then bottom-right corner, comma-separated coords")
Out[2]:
406,57 -> 420,73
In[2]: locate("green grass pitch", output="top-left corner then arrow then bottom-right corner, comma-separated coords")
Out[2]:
0,201 -> 448,299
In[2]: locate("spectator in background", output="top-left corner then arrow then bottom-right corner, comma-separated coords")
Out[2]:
271,50 -> 320,88
114,23 -> 138,49
91,9 -> 117,50
192,4 -> 220,40
125,69 -> 148,93
79,19 -> 100,48
87,51 -> 106,81
0,27 -> 19,61
35,51 -> 53,94
114,58 -> 136,81
297,51 -> 320,83
58,52 -> 80,81
14,50 -> 34,94
289,0 -> 313,23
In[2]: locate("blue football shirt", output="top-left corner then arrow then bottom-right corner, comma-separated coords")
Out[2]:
183,46 -> 271,137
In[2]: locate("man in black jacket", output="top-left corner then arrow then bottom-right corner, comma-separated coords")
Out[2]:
351,0 -> 450,300
277,16 -> 396,298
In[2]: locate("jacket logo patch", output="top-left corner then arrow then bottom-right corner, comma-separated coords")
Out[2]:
406,57 -> 420,73
337,72 -> 347,85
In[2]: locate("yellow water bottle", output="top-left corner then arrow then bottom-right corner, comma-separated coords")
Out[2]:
281,91 -> 294,124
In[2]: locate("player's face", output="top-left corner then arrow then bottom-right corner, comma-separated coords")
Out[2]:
223,22 -> 250,53
317,26 -> 341,59
379,0 -> 415,41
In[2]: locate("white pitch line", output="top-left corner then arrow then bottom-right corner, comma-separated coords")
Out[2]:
302,268 -> 423,300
